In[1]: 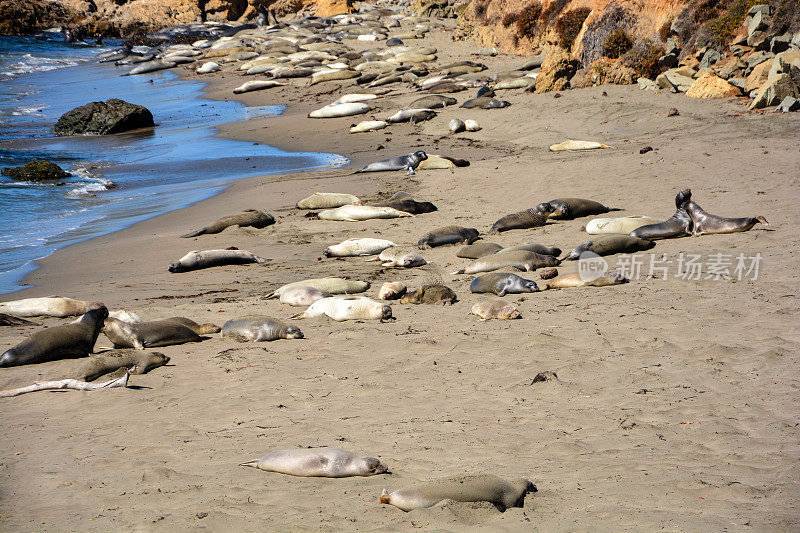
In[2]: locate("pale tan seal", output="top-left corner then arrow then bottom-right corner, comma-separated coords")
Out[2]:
470,299 -> 522,320
168,249 -> 268,273
296,193 -> 361,209
542,272 -> 629,289
266,278 -> 370,298
400,285 -> 457,305
278,286 -> 329,307
291,297 -> 393,321
0,307 -> 108,367
379,474 -> 536,511
240,447 -> 388,477
0,296 -> 104,318
378,282 -> 407,300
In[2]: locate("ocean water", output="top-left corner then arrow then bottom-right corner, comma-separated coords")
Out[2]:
0,35 -> 345,295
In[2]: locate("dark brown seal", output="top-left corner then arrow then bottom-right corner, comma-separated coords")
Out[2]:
181,209 -> 275,238
400,285 -> 457,305
491,203 -> 555,233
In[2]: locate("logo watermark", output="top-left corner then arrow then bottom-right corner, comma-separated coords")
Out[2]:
579,252 -> 762,281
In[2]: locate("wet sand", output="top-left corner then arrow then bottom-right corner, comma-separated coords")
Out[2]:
1,18 -> 799,532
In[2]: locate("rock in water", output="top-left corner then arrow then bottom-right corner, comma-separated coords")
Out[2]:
54,98 -> 154,135
1,160 -> 71,181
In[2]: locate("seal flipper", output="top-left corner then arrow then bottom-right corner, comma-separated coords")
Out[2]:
180,229 -> 205,238
239,460 -> 259,468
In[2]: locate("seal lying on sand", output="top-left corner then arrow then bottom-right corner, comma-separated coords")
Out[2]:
470,273 -> 539,296
317,205 -> 412,221
680,189 -> 768,235
102,317 -> 208,349
491,204 -> 555,233
470,299 -> 522,320
180,209 -> 275,237
74,349 -> 169,381
379,474 -> 536,511
266,278 -> 370,298
400,285 -> 457,304
459,97 -> 510,109
418,226 -> 480,248
296,193 -> 361,209
0,297 -> 104,318
0,307 -> 108,367
457,242 -> 503,258
503,243 -> 562,257
354,150 -> 428,174
240,448 -> 388,477
585,216 -> 659,235
546,198 -> 616,219
291,297 -> 392,321
324,238 -> 396,257
278,286 -> 329,307
221,316 -> 303,341
629,189 -> 694,240
542,272 -> 629,290
367,248 -> 427,268
0,314 -> 38,326
564,235 -> 655,260
374,191 -> 437,214
452,250 -> 560,275
168,249 -> 268,273
548,140 -> 608,151
378,282 -> 407,300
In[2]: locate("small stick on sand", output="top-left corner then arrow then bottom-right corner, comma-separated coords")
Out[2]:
0,373 -> 129,398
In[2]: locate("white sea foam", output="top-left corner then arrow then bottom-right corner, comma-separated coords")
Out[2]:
67,166 -> 116,197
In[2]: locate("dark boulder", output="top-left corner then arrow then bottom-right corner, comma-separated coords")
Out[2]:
1,160 -> 71,182
54,98 -> 154,136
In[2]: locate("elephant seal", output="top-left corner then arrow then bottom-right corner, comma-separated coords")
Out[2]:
318,205 -> 412,221
503,243 -> 562,257
470,273 -> 539,296
378,282 -> 407,300
542,272 -> 629,290
266,278 -> 370,298
418,226 -> 480,248
324,238 -> 396,257
0,307 -> 108,367
407,95 -> 457,109
221,316 -> 303,342
368,247 -> 427,268
548,140 -> 609,151
161,317 -> 220,334
291,297 -> 393,321
470,299 -> 522,320
386,109 -> 437,124
449,118 -> 466,134
168,249 -> 268,273
400,285 -> 457,305
233,80 -> 284,94
374,192 -> 437,214
308,102 -> 371,118
296,193 -> 361,209
0,297 -> 104,318
491,204 -> 555,233
75,349 -> 169,381
240,447 -> 388,477
460,97 -> 511,109
452,250 -> 560,275
457,242 -> 503,258
102,317 -> 204,349
354,151 -> 428,174
379,474 -> 536,512
350,120 -> 389,133
181,209 -> 275,237
546,198 -> 617,219
629,189 -> 694,240
278,286 -> 329,307
564,235 -> 655,260
680,189 -> 768,235
585,216 -> 660,235
0,314 -> 38,326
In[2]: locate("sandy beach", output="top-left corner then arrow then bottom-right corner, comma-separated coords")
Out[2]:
1,12 -> 799,532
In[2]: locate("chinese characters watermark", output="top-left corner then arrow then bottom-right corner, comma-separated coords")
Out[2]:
578,252 -> 762,281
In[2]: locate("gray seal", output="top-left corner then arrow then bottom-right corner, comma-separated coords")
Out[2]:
546,198 -> 616,219
75,349 -> 170,381
406,95 -> 457,109
221,316 -> 304,342
503,242 -> 562,257
181,209 -> 275,238
418,226 -> 480,248
168,249 -> 268,273
0,307 -> 108,367
680,189 -> 768,235
452,250 -> 560,275
457,242 -> 503,258
629,189 -> 693,240
491,203 -> 555,233
354,151 -> 428,174
459,97 -> 511,109
564,235 -> 655,260
374,192 -> 437,214
470,273 -> 539,296
102,317 -> 205,349
240,447 -> 388,477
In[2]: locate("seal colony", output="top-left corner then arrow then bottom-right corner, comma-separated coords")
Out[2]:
0,0 -> 790,529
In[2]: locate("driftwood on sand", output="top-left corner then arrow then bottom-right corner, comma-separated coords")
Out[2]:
0,373 -> 129,398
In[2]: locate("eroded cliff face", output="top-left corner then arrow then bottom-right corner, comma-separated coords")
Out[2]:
457,0 -> 684,63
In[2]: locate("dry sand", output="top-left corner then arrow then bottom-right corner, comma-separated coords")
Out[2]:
1,18 -> 799,532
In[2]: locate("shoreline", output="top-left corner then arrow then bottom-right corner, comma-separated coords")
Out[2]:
1,13 -> 799,531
